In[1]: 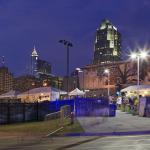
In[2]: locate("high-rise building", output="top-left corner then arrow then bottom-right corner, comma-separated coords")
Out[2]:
31,46 -> 38,75
0,67 -> 13,94
30,46 -> 52,76
93,19 -> 121,64
37,73 -> 63,89
37,59 -> 51,74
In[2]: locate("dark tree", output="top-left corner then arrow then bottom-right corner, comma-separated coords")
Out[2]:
116,62 -> 136,84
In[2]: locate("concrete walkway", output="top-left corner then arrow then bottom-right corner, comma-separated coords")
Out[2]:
78,110 -> 150,133
0,136 -> 100,150
68,135 -> 150,150
2,135 -> 150,150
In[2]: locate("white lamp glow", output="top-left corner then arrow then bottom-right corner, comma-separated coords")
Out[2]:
104,69 -> 109,74
140,51 -> 148,59
130,53 -> 137,59
130,50 -> 149,86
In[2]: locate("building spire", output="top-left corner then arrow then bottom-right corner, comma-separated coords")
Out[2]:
34,45 -> 36,50
31,45 -> 38,57
31,45 -> 39,75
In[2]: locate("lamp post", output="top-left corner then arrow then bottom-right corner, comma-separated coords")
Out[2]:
104,69 -> 110,97
130,51 -> 148,102
130,51 -> 148,86
59,40 -> 73,95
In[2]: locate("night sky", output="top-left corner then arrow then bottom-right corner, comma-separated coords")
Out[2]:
0,0 -> 150,76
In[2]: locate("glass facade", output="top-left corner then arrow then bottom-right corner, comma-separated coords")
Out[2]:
93,19 -> 121,64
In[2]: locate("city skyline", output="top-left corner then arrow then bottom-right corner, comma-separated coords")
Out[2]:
0,0 -> 150,76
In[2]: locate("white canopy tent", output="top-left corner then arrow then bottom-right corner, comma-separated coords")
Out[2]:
0,90 -> 20,99
121,85 -> 150,92
17,87 -> 67,102
69,88 -> 85,96
121,85 -> 150,97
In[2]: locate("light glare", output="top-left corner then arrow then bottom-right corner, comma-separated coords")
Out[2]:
130,53 -> 137,59
140,51 -> 148,59
76,68 -> 81,71
104,69 -> 109,74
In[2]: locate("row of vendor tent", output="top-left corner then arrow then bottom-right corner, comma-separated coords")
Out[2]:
0,87 -> 67,102
121,85 -> 150,97
0,87 -> 85,102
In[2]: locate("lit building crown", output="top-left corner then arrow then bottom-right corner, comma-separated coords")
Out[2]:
31,46 -> 38,57
100,18 -> 117,31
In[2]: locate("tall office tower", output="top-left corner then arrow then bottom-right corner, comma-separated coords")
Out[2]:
37,59 -> 51,74
93,19 -> 121,64
31,46 -> 38,75
0,67 -> 13,94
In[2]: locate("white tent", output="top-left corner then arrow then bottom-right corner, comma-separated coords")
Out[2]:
0,90 -> 20,99
69,88 -> 85,96
121,85 -> 150,92
17,87 -> 67,102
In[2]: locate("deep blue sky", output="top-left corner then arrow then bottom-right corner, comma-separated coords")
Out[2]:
0,0 -> 150,76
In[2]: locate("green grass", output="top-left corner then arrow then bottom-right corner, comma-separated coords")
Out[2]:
0,118 -> 84,137
0,119 -> 60,136
58,119 -> 84,135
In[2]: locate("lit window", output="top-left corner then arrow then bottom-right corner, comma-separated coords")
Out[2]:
113,50 -> 118,56
110,40 -> 114,48
108,25 -> 112,29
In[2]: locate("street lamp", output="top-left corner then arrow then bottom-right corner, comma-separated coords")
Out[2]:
59,40 -> 73,95
130,51 -> 148,86
104,69 -> 110,97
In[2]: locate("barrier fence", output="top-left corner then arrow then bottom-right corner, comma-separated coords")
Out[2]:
0,97 -> 116,124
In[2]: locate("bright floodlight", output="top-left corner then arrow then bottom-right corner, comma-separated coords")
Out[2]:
104,69 -> 109,74
130,52 -> 137,59
76,67 -> 83,73
76,68 -> 81,71
140,51 -> 148,59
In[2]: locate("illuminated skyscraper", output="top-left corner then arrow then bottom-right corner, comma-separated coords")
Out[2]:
93,19 -> 121,64
0,66 -> 13,94
31,46 -> 38,75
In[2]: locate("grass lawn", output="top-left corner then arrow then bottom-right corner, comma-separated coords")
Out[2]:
57,119 -> 84,135
0,118 -> 84,137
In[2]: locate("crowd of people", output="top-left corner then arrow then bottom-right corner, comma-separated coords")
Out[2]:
116,95 -> 140,114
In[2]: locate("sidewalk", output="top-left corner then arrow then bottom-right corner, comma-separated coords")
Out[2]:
0,136 -> 43,150
78,110 -> 150,133
0,136 -> 99,150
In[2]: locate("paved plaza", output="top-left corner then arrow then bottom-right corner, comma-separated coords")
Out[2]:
78,110 -> 150,133
67,135 -> 150,150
